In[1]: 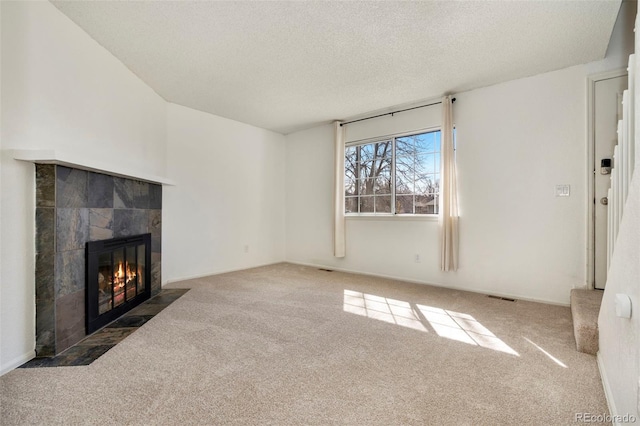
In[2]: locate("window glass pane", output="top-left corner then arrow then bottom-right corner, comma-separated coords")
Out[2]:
395,156 -> 414,173
359,196 -> 374,213
373,141 -> 392,159
345,130 -> 442,215
415,175 -> 437,195
368,142 -> 392,180
396,157 -> 416,184
345,197 -> 358,213
360,178 -> 376,196
346,146 -> 357,161
360,144 -> 375,163
396,136 -> 415,157
359,160 -> 373,180
416,153 -> 436,175
372,157 -> 391,180
345,161 -> 357,181
395,195 -> 414,214
416,194 -> 438,215
345,175 -> 357,196
345,147 -> 358,178
377,165 -> 391,180
395,173 -> 414,195
374,177 -> 392,195
416,132 -> 438,153
374,166 -> 392,194
375,196 -> 392,213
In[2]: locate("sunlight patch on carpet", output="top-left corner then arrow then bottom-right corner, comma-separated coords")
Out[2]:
416,304 -> 519,356
343,290 -> 428,332
343,290 -> 519,356
523,337 -> 567,368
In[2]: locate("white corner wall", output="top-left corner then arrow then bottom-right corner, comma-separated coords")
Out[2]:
0,0 -> 3,378
0,1 -> 286,376
284,0 -> 634,307
0,1 -> 167,374
285,65 -> 588,305
163,103 -> 286,283
598,167 -> 640,420
596,1 -> 640,420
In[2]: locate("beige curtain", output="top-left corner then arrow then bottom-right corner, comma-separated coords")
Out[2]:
440,96 -> 459,271
333,121 -> 346,257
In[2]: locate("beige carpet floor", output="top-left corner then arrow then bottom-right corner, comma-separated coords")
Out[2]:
1,263 -> 609,425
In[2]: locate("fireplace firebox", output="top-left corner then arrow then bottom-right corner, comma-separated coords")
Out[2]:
86,233 -> 152,334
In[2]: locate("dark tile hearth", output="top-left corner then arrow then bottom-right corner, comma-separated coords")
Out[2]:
20,289 -> 188,368
106,314 -> 154,328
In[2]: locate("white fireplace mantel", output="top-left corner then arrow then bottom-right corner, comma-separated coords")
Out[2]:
10,149 -> 175,186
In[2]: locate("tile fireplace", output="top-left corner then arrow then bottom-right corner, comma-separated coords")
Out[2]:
35,165 -> 162,356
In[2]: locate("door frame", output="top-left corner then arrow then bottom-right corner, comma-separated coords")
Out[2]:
586,68 -> 627,290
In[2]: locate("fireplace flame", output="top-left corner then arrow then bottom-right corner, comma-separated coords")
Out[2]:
117,263 -> 124,279
113,262 -> 137,288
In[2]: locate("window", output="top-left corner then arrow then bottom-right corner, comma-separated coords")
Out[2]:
345,130 -> 441,215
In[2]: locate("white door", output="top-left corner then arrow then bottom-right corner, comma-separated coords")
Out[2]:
594,75 -> 627,289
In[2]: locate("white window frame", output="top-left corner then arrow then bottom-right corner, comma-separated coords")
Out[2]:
345,126 -> 441,218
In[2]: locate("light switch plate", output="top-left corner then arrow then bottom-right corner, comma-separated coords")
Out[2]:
555,184 -> 570,197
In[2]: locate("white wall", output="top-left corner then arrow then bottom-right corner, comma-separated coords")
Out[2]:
285,2 -> 635,307
164,103 -> 286,283
286,65 -> 588,304
0,0 -> 4,378
0,1 -> 167,374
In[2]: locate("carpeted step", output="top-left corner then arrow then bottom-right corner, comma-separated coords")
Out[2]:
570,289 -> 603,355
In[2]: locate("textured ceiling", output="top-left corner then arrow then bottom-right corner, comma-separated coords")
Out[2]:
51,1 -> 621,134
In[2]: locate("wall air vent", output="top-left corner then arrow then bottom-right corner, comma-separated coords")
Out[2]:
487,295 -> 516,302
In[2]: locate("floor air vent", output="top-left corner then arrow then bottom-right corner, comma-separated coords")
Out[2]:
487,295 -> 516,302
318,268 -> 334,272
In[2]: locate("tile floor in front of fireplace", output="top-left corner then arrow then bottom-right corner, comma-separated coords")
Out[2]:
20,289 -> 190,368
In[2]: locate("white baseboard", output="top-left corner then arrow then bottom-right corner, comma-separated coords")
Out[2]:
597,351 -> 619,424
0,350 -> 35,377
285,260 -> 570,307
163,261 -> 284,285
165,259 -> 570,306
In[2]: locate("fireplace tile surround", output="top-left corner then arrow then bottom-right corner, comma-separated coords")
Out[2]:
35,164 -> 162,357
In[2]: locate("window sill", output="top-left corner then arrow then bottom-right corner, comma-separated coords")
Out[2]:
345,214 -> 438,222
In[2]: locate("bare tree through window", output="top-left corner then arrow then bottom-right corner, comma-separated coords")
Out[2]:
345,130 -> 440,214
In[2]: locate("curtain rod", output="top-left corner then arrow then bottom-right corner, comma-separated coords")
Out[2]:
340,98 -> 456,127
